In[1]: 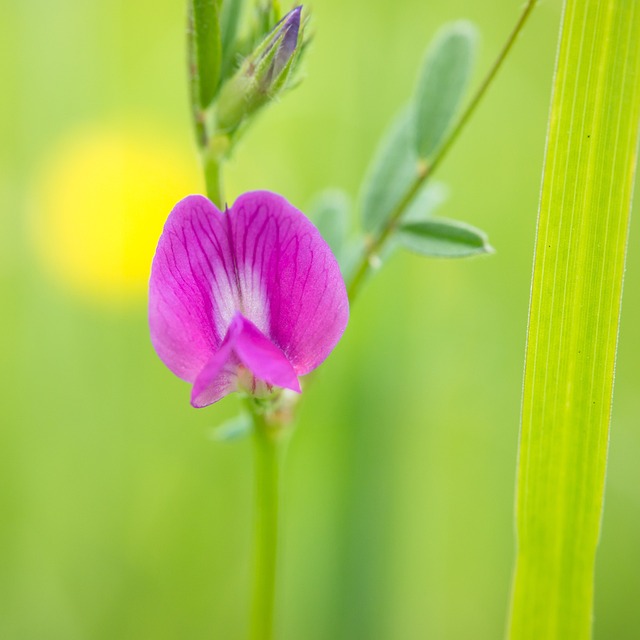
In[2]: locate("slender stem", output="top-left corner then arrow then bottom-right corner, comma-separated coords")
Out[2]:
347,0 -> 538,302
249,407 -> 283,640
203,148 -> 225,206
347,165 -> 426,301
188,4 -> 208,150
188,1 -> 227,206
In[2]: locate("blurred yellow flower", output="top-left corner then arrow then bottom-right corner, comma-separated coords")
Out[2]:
30,122 -> 201,306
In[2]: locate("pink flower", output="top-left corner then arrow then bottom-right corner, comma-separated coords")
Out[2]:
149,191 -> 349,407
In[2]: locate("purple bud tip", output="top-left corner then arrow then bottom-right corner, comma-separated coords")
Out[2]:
271,6 -> 302,77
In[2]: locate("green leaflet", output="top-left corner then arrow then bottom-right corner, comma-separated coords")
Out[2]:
397,218 -> 492,258
211,413 -> 253,441
414,21 -> 477,161
509,2 -> 640,639
309,189 -> 350,263
359,22 -> 476,234
360,106 -> 419,233
191,0 -> 223,109
402,182 -> 449,222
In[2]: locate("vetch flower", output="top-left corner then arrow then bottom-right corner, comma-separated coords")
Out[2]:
149,190 -> 349,407
216,6 -> 304,132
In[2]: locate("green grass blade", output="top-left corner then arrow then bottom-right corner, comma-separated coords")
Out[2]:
509,2 -> 640,639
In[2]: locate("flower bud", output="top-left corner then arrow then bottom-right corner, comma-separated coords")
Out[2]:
216,6 -> 303,132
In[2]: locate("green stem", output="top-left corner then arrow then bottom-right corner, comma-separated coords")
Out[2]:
347,0 -> 538,302
202,148 -> 225,207
188,2 -> 227,206
188,4 -> 208,149
249,407 -> 283,640
202,132 -> 231,206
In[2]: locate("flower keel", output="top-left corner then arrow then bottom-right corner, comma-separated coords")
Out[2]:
191,313 -> 300,408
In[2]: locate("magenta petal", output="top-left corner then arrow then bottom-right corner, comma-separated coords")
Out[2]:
149,195 -> 238,383
234,315 -> 301,393
227,191 -> 349,375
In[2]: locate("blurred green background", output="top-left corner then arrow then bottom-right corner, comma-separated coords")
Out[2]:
2,1 -> 639,638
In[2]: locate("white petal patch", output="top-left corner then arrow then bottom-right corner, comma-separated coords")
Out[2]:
211,261 -> 269,340
238,262 -> 270,336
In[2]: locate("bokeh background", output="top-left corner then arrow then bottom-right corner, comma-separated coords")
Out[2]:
2,1 -> 639,638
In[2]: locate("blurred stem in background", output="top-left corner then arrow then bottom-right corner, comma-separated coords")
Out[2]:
347,0 -> 538,302
248,401 -> 286,640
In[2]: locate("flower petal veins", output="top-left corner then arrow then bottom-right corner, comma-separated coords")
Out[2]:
149,190 -> 349,406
